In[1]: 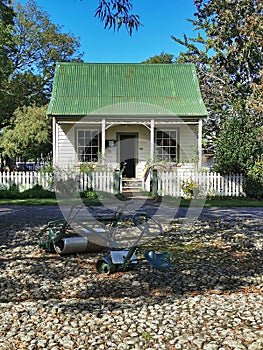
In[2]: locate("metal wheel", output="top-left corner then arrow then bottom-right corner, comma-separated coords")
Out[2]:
96,256 -> 117,274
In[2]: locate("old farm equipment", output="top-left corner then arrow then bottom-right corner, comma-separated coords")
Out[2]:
38,204 -> 121,254
95,212 -> 171,274
39,203 -> 171,274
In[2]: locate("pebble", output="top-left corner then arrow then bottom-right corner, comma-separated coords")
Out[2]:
0,206 -> 263,349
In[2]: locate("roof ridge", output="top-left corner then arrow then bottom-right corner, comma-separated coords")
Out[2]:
56,62 -> 195,66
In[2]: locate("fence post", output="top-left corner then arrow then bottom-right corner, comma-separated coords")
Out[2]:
152,169 -> 158,196
113,169 -> 121,195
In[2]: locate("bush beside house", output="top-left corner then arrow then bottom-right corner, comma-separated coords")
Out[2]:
243,161 -> 263,200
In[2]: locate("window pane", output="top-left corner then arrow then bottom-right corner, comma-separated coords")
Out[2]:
155,129 -> 177,162
170,131 -> 177,139
92,131 -> 98,138
77,129 -> 99,162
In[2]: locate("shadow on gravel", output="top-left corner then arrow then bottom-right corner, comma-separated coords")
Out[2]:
0,205 -> 262,307
0,236 -> 262,305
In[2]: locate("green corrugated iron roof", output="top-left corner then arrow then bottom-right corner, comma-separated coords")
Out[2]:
47,63 -> 207,117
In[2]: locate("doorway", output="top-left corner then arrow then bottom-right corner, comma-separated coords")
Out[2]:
118,133 -> 138,178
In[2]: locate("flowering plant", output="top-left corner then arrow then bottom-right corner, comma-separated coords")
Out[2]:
181,178 -> 200,199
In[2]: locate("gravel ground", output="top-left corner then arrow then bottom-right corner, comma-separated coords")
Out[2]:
0,203 -> 262,350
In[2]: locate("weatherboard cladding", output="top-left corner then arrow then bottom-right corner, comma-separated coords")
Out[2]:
47,63 -> 207,117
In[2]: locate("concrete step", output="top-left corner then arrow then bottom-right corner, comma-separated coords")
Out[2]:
121,178 -> 146,198
122,178 -> 143,191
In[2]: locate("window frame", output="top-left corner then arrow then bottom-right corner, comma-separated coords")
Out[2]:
155,128 -> 179,163
76,128 -> 100,163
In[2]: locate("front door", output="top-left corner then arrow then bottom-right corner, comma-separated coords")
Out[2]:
119,133 -> 138,178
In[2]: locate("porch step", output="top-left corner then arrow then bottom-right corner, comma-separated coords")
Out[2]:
122,178 -> 143,190
122,178 -> 143,197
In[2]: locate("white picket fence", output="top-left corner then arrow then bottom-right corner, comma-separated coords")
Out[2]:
157,171 -> 244,197
0,170 -> 115,194
0,171 -> 53,191
0,170 -> 244,197
77,171 -> 114,193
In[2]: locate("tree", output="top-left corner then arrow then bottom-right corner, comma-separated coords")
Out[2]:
214,114 -> 262,174
172,0 -> 263,173
142,52 -> 175,64
0,105 -> 51,160
0,0 -> 16,123
174,0 -> 263,99
93,0 -> 141,35
0,0 -> 83,128
246,70 -> 263,132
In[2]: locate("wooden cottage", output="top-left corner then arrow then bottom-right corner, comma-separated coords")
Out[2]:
47,62 -> 207,181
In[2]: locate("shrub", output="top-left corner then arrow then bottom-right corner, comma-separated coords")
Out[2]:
243,161 -> 263,199
80,189 -> 98,199
0,189 -> 12,199
181,178 -> 201,199
79,163 -> 94,173
0,184 -> 20,199
0,184 -> 55,199
20,184 -> 56,199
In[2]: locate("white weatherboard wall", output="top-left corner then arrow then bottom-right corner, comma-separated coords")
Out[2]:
54,122 -> 199,176
179,124 -> 198,162
56,123 -> 76,168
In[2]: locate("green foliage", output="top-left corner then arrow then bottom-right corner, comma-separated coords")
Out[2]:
181,178 -> 200,199
40,161 -> 53,174
175,0 -> 263,95
21,184 -> 55,199
173,0 -> 263,161
243,161 -> 263,199
142,51 -> 175,64
79,163 -> 95,173
214,115 -> 262,174
79,189 -> 98,199
9,183 -> 19,195
95,0 -> 141,35
0,1 -> 16,125
0,184 -> 55,199
0,0 -> 83,128
0,104 -> 51,159
0,1 -> 15,25
0,0 -> 139,128
0,183 -> 20,198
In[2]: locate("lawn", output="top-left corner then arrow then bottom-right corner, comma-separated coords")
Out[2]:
0,196 -> 262,207
178,198 -> 263,207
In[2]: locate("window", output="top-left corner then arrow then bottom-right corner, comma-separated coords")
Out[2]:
156,130 -> 177,162
77,130 -> 99,162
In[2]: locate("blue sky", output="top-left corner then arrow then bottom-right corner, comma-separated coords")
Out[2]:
14,0 -> 198,63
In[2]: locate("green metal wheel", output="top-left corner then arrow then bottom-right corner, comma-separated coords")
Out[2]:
96,256 -> 117,274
